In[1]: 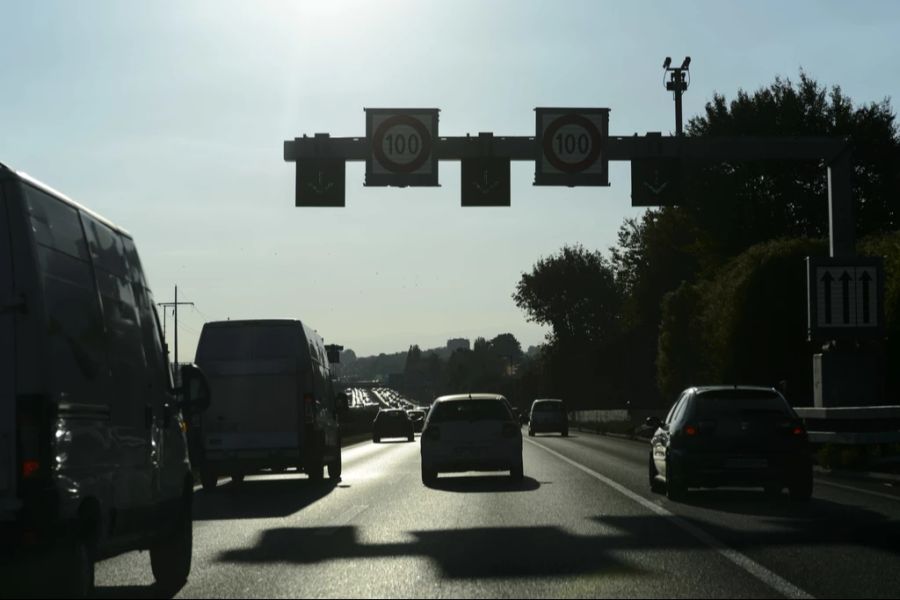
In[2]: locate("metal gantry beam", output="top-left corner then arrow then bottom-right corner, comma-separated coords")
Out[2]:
284,132 -> 854,256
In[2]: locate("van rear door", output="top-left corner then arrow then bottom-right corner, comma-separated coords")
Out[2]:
0,180 -> 17,510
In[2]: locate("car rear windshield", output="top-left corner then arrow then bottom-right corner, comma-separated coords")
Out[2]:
429,400 -> 511,423
533,402 -> 564,412
692,391 -> 791,420
197,325 -> 299,361
378,411 -> 407,420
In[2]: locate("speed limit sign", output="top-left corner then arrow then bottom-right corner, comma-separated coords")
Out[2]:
534,108 -> 609,186
365,108 -> 440,187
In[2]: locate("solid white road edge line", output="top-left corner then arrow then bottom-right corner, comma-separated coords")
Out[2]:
527,439 -> 815,600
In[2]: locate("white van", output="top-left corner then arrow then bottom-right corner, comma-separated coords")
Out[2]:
193,320 -> 346,489
0,163 -> 210,596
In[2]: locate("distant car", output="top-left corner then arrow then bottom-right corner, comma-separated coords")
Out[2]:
420,394 -> 523,485
647,386 -> 813,501
373,409 -> 414,443
528,399 -> 568,437
407,409 -> 426,433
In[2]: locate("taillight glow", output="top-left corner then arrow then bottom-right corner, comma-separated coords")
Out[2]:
683,425 -> 698,436
22,460 -> 40,479
792,426 -> 806,436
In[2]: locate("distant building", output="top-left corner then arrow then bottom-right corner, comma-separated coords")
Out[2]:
447,338 -> 471,353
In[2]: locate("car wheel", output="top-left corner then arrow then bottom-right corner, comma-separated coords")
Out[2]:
407,434 -> 414,442
665,457 -> 687,501
421,465 -> 438,487
562,429 -> 569,437
528,429 -> 534,437
789,471 -> 813,502
327,452 -> 342,480
200,470 -> 217,492
373,435 -> 380,444
510,461 -> 524,482
649,455 -> 665,494
52,537 -> 95,598
231,474 -> 245,484
764,484 -> 783,498
150,496 -> 192,594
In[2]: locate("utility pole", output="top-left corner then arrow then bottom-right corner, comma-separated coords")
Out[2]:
158,285 -> 194,383
663,56 -> 691,136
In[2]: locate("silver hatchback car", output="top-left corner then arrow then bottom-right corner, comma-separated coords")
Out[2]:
420,394 -> 523,485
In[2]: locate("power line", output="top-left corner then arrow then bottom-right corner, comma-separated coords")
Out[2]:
158,285 -> 195,370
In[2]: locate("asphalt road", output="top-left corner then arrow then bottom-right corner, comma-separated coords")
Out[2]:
94,431 -> 900,598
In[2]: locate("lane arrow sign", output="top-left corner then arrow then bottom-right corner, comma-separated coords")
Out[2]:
307,171 -> 335,195
473,169 -> 500,195
860,270 -> 872,324
840,271 -> 852,324
821,271 -> 834,325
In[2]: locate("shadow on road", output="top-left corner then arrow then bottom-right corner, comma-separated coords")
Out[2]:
593,502 -> 900,557
670,487 -> 890,519
218,525 -> 641,579
428,475 -> 541,493
194,477 -> 338,521
93,584 -> 177,600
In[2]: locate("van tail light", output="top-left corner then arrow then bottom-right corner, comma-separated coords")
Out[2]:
792,425 -> 807,438
304,393 -> 315,423
17,398 -> 44,481
502,422 -> 520,438
424,426 -> 440,441
683,425 -> 698,437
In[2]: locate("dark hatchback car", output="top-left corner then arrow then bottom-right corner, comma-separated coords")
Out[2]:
647,386 -> 813,501
373,409 -> 415,443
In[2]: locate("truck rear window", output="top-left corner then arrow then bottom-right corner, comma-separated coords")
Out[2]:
197,326 -> 299,361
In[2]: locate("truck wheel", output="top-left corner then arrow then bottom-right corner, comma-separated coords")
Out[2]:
307,456 -> 324,481
151,496 -> 192,594
52,537 -> 95,598
327,452 -> 342,480
200,471 -> 217,492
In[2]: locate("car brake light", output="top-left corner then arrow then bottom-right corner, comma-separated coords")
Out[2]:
792,426 -> 806,436
683,425 -> 698,436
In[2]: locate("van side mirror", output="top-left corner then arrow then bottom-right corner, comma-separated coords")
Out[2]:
326,344 -> 343,365
179,364 -> 211,413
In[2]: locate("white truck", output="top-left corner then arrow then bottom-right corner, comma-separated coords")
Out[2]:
192,319 -> 346,489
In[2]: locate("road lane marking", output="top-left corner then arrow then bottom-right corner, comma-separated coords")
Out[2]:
527,439 -> 815,600
817,479 -> 900,503
315,504 -> 369,536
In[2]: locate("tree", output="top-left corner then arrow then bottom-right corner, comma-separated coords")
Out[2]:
683,72 -> 899,258
513,244 -> 623,347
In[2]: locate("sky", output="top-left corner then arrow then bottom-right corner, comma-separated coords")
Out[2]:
2,0 -> 899,360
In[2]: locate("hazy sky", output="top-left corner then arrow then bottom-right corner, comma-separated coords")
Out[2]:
2,1 -> 899,360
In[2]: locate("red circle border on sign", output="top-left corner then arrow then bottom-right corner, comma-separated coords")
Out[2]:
372,115 -> 433,174
542,113 -> 603,174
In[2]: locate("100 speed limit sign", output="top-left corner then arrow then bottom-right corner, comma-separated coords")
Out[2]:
534,108 -> 610,186
365,108 -> 440,187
